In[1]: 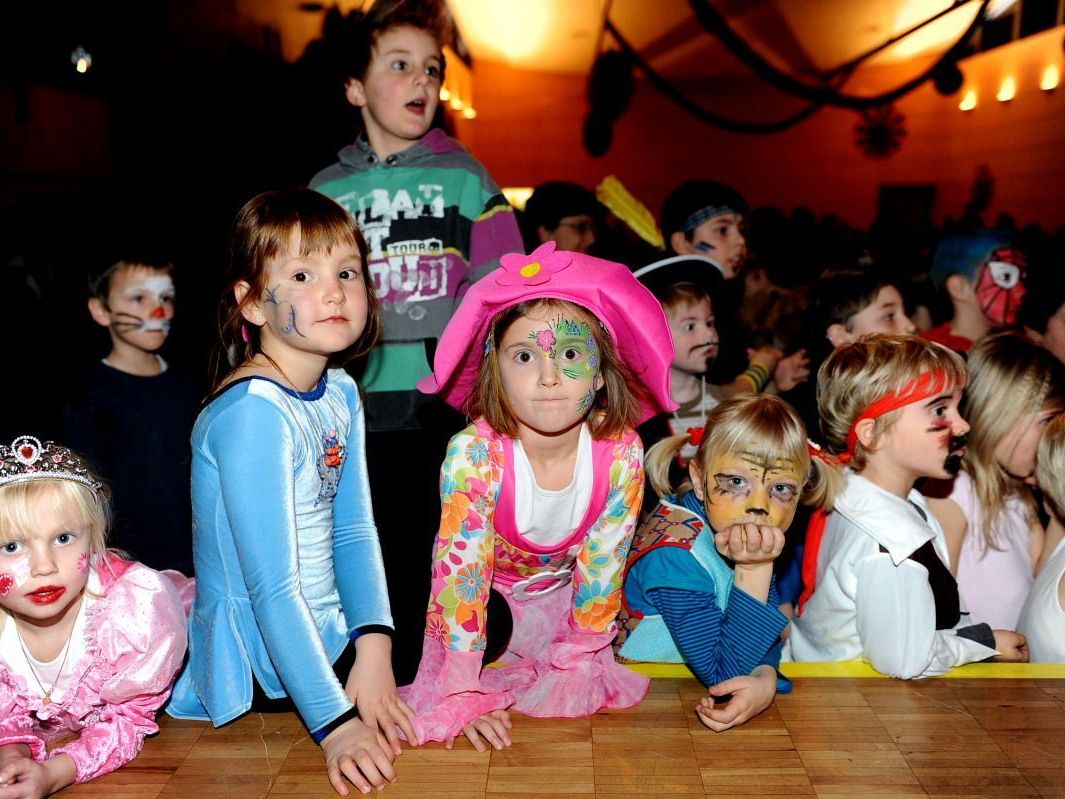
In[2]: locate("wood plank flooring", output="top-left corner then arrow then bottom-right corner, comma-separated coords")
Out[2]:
58,677 -> 1065,798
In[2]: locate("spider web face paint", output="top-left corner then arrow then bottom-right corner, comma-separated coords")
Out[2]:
702,450 -> 803,532
975,247 -> 1026,326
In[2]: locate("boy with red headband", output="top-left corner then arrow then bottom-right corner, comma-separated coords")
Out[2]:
788,335 -> 1028,677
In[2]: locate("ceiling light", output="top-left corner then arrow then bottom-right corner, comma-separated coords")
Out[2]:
1041,65 -> 1060,91
959,89 -> 977,110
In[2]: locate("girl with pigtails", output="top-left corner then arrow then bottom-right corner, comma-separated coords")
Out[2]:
616,394 -> 840,731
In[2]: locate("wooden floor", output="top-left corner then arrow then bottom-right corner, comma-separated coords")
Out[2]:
59,677 -> 1065,798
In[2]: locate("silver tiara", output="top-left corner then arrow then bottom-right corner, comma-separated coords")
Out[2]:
0,436 -> 104,493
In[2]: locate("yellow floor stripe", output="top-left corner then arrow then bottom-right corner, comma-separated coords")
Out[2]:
626,661 -> 1065,679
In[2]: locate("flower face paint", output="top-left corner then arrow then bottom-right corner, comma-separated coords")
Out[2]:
498,307 -> 606,436
692,450 -> 804,533
975,247 -> 1026,325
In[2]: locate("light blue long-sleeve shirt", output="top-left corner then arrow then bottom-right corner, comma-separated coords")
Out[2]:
167,370 -> 392,732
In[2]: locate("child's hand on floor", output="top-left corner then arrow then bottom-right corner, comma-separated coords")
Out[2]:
321,717 -> 397,796
0,749 -> 75,799
345,634 -> 418,754
991,630 -> 1030,662
696,665 -> 777,732
447,710 -> 513,752
714,523 -> 785,567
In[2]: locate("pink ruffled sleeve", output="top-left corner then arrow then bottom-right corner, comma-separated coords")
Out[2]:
510,434 -> 649,716
401,427 -> 514,743
53,564 -> 188,783
0,674 -> 47,761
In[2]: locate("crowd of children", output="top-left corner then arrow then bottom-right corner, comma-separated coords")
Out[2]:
5,1 -> 1065,797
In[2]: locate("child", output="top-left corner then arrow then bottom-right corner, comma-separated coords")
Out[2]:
816,271 -> 917,349
0,436 -> 187,796
660,180 -> 748,279
1017,414 -> 1065,662
61,257 -> 199,574
922,231 -> 1026,354
166,190 -> 412,797
788,334 -> 1029,677
616,395 -> 839,732
633,261 -> 808,513
927,333 -> 1065,630
520,181 -> 600,254
309,0 -> 523,681
402,242 -> 675,748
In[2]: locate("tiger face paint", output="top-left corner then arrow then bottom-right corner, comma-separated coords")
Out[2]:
691,450 -> 804,533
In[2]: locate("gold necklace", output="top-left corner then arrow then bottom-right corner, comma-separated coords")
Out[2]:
14,621 -> 77,705
255,353 -> 302,392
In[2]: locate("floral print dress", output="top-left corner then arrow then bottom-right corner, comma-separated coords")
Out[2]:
402,419 -> 649,743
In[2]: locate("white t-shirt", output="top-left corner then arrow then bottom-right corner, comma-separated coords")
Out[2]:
1017,536 -> 1065,663
513,425 -> 593,546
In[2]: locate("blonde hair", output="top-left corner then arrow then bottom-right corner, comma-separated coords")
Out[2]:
645,394 -> 841,515
0,479 -> 112,628
471,298 -> 643,440
1037,414 -> 1065,522
963,333 -> 1065,550
817,334 -> 967,469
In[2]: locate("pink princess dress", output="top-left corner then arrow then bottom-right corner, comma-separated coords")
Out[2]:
0,554 -> 188,783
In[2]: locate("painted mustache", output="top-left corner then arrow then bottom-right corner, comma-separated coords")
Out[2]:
944,433 -> 969,476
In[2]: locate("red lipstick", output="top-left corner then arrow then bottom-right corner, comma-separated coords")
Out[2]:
27,586 -> 66,605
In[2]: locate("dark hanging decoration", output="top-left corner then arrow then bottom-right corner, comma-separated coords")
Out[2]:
854,105 -> 907,158
582,50 -> 634,156
933,61 -> 965,95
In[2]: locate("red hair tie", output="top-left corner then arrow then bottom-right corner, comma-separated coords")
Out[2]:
687,427 -> 705,446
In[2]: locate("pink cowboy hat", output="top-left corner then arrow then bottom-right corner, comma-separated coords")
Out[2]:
418,242 -> 676,424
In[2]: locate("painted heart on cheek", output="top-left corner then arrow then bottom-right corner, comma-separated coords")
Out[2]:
0,573 -> 13,597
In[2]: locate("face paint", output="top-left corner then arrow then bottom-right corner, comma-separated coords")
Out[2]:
77,552 -> 90,573
264,284 -> 306,339
975,247 -> 1026,325
0,573 -> 12,597
944,433 -> 969,476
120,275 -> 175,333
697,450 -> 804,532
526,316 -> 601,382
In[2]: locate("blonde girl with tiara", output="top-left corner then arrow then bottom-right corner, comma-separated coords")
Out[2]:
401,242 -> 675,749
166,189 -> 413,797
0,437 -> 187,798
927,332 -> 1065,630
616,395 -> 839,731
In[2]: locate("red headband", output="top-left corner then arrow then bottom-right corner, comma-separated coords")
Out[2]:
844,368 -> 952,457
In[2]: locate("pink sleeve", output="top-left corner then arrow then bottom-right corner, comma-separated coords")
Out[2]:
0,673 -> 46,761
400,429 -> 514,743
54,565 -> 188,783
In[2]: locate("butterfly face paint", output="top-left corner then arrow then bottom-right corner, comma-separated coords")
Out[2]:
693,450 -> 804,533
975,247 -> 1026,326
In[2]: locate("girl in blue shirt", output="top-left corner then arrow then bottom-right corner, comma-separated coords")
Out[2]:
167,189 -> 414,796
617,395 -> 839,731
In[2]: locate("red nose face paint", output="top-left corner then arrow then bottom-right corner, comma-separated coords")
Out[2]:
150,305 -> 167,319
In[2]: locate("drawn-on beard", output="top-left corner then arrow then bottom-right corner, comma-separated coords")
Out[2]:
943,434 -> 968,476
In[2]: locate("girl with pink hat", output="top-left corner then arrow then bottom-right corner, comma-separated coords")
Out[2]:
403,242 -> 676,748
